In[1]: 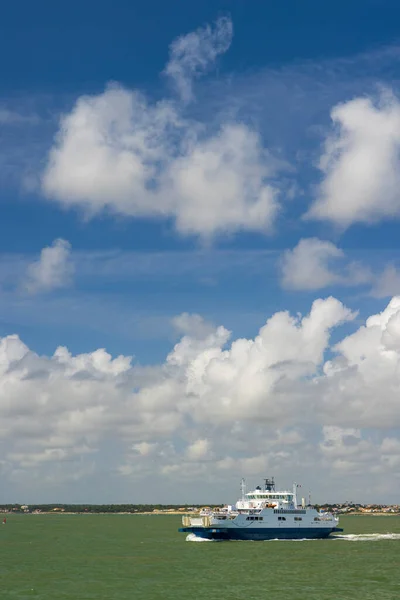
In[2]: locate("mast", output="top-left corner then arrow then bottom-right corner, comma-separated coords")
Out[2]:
264,477 -> 275,492
240,478 -> 246,501
293,482 -> 298,507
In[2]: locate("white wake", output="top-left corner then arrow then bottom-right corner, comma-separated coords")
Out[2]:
333,533 -> 400,541
186,533 -> 213,542
186,532 -> 400,542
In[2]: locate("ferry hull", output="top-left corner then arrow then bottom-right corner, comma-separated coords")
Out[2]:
179,526 -> 343,541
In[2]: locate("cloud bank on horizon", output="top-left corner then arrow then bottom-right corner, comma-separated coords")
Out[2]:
1,296 -> 400,503
1,15 -> 400,503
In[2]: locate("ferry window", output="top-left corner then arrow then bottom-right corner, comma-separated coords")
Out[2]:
294,517 -> 302,521
278,516 -> 286,521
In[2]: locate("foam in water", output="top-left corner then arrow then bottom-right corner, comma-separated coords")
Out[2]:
265,533 -> 400,542
332,533 -> 400,542
186,532 -> 400,542
186,533 -> 213,542
264,538 -> 320,542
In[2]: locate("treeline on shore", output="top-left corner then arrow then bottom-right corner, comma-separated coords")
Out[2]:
1,502 -> 397,514
0,504 -> 211,513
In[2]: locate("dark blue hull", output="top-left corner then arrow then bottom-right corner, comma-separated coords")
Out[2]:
179,526 -> 343,541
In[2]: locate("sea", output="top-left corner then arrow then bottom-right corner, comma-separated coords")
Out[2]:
0,514 -> 399,599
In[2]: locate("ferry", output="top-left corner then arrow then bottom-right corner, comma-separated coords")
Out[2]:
179,477 -> 343,541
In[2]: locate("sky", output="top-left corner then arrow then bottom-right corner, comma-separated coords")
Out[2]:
1,0 -> 400,505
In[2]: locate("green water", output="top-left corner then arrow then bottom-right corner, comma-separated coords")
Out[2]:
1,515 -> 399,600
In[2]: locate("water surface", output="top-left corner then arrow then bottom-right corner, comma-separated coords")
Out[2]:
1,515 -> 399,599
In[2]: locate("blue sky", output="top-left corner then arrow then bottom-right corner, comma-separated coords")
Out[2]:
1,1 -> 400,504
2,0 -> 400,90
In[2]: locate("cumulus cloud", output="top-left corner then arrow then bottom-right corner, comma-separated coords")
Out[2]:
320,297 -> 400,431
280,238 -> 372,291
308,91 -> 400,227
2,296 -> 400,500
24,238 -> 74,294
42,20 -> 279,240
164,16 -> 233,103
166,124 -> 278,237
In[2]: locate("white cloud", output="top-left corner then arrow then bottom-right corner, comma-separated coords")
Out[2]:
5,35 -> 400,224
281,238 -> 344,290
280,238 -> 372,291
0,108 -> 39,125
307,91 -> 400,227
24,238 -> 74,294
320,297 -> 400,430
132,442 -> 159,457
371,264 -> 400,298
167,124 -> 278,237
42,21 -> 279,240
164,16 -> 233,103
186,439 -> 212,461
2,296 -> 400,502
319,426 -> 375,474
172,313 -> 217,339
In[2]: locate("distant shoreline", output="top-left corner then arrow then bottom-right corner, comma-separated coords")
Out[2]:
3,511 -> 400,516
